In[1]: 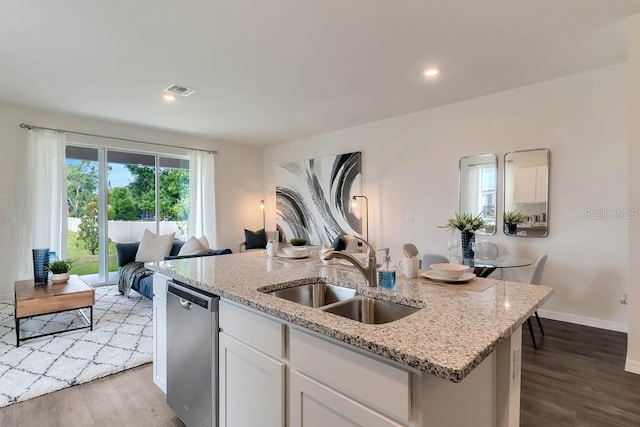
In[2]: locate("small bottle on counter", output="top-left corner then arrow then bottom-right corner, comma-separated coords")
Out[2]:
377,248 -> 396,290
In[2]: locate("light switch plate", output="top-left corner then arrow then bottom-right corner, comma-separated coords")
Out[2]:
406,213 -> 415,223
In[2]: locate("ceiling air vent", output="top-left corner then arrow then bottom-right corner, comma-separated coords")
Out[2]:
165,84 -> 196,97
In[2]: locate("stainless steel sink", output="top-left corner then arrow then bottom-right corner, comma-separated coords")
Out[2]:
322,296 -> 420,324
268,283 -> 357,308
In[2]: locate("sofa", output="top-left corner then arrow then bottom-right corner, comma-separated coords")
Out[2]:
116,239 -> 232,300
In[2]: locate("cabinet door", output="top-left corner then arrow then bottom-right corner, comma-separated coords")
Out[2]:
152,274 -> 168,393
513,168 -> 537,204
219,333 -> 285,427
290,371 -> 403,427
535,166 -> 548,203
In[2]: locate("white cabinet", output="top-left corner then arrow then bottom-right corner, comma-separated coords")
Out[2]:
535,166 -> 548,202
219,333 -> 285,427
213,299 -> 522,427
219,301 -> 285,427
152,273 -> 169,393
290,371 -> 402,427
513,166 -> 548,204
289,328 -> 410,424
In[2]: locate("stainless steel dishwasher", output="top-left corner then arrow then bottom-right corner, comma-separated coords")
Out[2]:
167,281 -> 218,427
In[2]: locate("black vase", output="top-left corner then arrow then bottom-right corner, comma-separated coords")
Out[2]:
505,223 -> 517,235
460,231 -> 475,261
32,248 -> 50,284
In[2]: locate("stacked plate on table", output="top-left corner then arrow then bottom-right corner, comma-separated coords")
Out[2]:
422,263 -> 476,283
277,247 -> 311,259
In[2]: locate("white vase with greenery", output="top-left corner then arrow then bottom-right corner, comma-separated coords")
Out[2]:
49,259 -> 73,284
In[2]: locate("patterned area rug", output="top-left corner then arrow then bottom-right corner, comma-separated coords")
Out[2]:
0,285 -> 152,408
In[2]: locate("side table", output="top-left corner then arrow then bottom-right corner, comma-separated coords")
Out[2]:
14,275 -> 95,347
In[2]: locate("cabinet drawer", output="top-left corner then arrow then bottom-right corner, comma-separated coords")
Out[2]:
290,328 -> 410,423
219,300 -> 284,360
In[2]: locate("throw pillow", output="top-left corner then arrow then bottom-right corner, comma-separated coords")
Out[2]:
244,228 -> 267,250
178,236 -> 209,256
331,234 -> 346,251
198,235 -> 210,249
135,229 -> 176,262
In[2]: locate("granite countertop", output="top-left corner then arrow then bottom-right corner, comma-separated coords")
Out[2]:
148,251 -> 553,383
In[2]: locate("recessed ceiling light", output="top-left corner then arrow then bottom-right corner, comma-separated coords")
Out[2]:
423,68 -> 440,78
163,94 -> 176,102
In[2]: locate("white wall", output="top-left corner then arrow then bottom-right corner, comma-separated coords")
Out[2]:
626,13 -> 640,374
0,101 -> 263,298
264,64 -> 629,330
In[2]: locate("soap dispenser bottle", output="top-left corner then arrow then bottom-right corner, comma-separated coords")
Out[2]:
377,248 -> 396,290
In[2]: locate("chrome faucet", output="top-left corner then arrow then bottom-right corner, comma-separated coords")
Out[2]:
322,237 -> 378,287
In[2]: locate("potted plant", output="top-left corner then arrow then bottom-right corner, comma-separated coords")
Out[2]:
48,259 -> 73,284
439,212 -> 486,260
289,238 -> 308,247
503,211 -> 527,235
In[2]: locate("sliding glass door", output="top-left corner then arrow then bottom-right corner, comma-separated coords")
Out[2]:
107,149 -> 157,250
66,146 -> 189,284
159,156 -> 190,240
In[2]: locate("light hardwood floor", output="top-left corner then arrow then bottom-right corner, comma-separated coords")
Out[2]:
0,364 -> 182,427
1,319 -> 639,426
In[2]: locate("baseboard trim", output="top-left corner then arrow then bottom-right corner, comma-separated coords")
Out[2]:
536,309 -> 627,333
0,293 -> 13,303
625,359 -> 640,375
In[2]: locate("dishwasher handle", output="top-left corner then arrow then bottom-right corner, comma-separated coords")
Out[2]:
167,281 -> 216,312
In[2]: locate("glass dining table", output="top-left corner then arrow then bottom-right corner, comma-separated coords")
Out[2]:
462,255 -> 532,278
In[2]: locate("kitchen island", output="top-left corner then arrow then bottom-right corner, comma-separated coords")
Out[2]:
148,250 -> 552,427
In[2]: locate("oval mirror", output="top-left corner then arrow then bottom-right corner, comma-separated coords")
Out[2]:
459,154 -> 497,235
503,148 -> 550,237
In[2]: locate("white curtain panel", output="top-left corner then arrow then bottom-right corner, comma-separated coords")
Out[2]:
188,150 -> 217,247
461,165 -> 481,215
18,129 -> 68,279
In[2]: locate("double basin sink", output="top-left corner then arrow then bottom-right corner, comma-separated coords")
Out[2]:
264,282 -> 420,324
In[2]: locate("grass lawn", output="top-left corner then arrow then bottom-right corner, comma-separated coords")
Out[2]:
67,231 -> 118,275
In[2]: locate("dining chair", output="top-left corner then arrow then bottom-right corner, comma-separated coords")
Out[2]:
482,242 -> 499,259
526,254 -> 548,350
422,253 -> 449,270
478,242 -> 502,279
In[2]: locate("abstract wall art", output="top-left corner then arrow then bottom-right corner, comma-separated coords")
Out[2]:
276,152 -> 362,245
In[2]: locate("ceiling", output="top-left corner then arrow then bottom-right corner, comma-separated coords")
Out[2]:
1,1 -> 639,146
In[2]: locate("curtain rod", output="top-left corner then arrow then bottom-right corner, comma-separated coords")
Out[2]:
19,123 -> 217,155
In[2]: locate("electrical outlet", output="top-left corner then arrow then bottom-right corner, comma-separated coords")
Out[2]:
620,293 -> 628,305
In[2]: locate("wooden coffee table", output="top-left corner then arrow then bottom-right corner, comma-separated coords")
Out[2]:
14,275 -> 95,347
